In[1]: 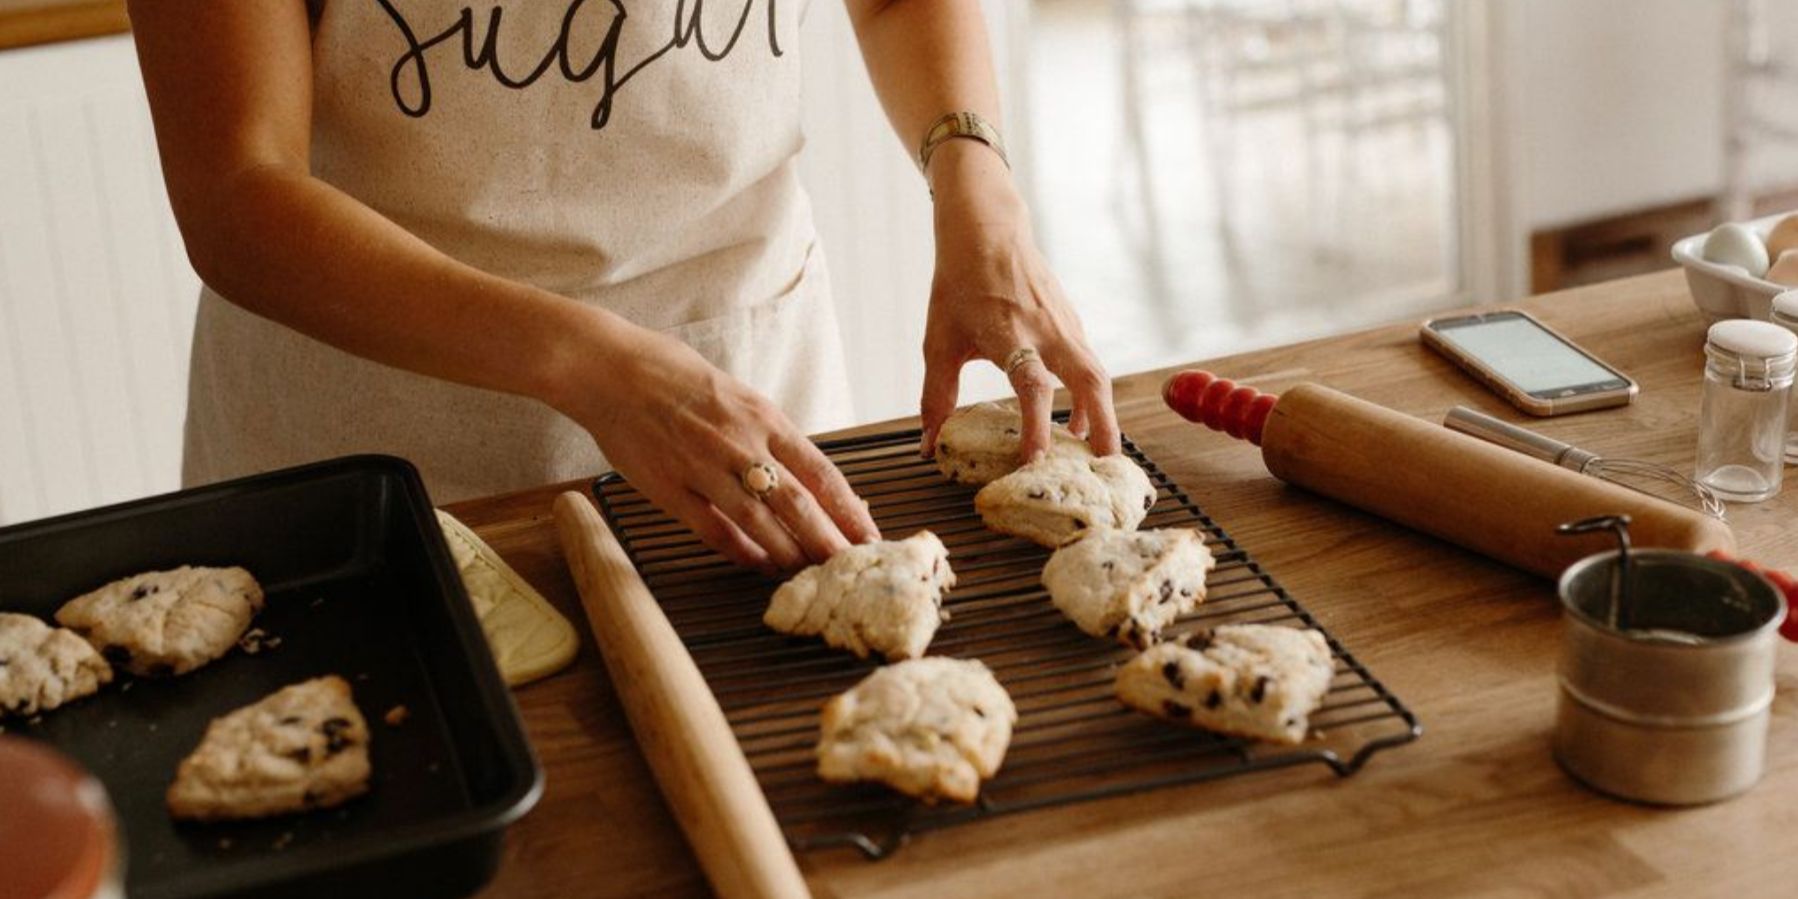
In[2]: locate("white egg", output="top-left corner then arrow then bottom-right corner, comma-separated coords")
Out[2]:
1701,222 -> 1770,277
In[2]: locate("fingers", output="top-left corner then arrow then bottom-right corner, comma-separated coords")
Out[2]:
1006,352 -> 1057,464
1061,354 -> 1121,455
1068,404 -> 1090,440
772,432 -> 882,544
697,470 -> 810,572
919,356 -> 964,457
660,488 -> 775,574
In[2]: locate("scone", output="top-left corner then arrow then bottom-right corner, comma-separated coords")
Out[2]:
56,566 -> 264,677
1042,528 -> 1216,649
166,675 -> 372,821
817,657 -> 1017,803
974,455 -> 1156,548
764,532 -> 954,660
0,613 -> 113,718
438,510 -> 578,686
1116,625 -> 1334,745
934,402 -> 1093,485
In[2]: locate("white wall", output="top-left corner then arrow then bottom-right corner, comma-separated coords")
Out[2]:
1495,0 -> 1798,231
0,34 -> 198,526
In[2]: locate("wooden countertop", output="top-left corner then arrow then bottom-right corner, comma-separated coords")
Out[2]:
450,269 -> 1797,898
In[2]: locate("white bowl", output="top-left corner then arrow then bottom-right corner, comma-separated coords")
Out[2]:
1671,211 -> 1796,323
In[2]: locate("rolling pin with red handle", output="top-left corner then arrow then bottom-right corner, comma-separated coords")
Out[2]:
1164,371 -> 1798,640
1161,371 -> 1737,576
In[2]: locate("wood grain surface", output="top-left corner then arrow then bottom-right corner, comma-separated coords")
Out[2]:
451,270 -> 1798,899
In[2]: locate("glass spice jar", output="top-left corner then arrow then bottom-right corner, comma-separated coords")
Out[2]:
1694,319 -> 1797,503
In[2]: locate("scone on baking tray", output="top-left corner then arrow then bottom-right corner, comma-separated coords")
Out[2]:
974,455 -> 1156,548
166,675 -> 372,821
0,612 -> 114,718
55,565 -> 264,677
817,657 -> 1017,803
1042,527 -> 1216,649
764,531 -> 955,660
933,401 -> 1093,485
1115,624 -> 1334,745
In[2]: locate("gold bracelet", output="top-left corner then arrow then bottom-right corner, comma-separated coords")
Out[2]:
916,111 -> 1009,176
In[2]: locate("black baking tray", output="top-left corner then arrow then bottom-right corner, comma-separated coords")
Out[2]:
0,455 -> 542,899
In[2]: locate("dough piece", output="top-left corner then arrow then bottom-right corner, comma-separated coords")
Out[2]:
438,510 -> 578,686
166,675 -> 372,821
1116,625 -> 1335,745
974,455 -> 1157,548
56,566 -> 264,677
1043,528 -> 1216,649
764,532 -> 953,660
817,657 -> 1016,803
934,402 -> 1093,485
0,613 -> 113,718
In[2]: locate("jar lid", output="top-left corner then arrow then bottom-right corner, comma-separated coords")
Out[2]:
0,738 -> 116,899
1707,318 -> 1798,360
1774,290 -> 1798,325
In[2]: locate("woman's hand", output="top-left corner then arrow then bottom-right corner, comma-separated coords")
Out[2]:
919,141 -> 1121,461
554,319 -> 880,574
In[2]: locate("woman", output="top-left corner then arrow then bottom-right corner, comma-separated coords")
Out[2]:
130,0 -> 1119,574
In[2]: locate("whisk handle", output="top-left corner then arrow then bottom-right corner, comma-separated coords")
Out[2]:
1444,406 -> 1596,471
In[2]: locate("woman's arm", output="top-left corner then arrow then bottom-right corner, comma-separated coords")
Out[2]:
846,0 -> 1122,460
130,0 -> 877,570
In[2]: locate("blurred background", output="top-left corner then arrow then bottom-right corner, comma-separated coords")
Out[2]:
3,0 -> 1798,524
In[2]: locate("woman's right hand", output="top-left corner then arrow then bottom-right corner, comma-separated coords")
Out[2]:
554,317 -> 880,574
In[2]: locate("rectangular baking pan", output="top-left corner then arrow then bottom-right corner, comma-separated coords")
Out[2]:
0,455 -> 542,899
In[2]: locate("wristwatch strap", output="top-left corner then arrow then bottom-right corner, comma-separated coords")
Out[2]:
916,111 -> 1010,175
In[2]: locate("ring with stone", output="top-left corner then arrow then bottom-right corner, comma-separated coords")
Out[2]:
741,461 -> 780,499
1003,346 -> 1040,374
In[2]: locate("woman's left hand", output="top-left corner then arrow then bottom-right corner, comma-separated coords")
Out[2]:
918,141 -> 1121,462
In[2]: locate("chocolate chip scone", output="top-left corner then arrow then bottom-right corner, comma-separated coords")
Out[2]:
1042,527 -> 1216,649
0,612 -> 113,718
974,455 -> 1156,548
764,532 -> 954,660
934,402 -> 1093,485
817,657 -> 1016,803
55,566 -> 264,677
1116,624 -> 1334,745
166,675 -> 371,821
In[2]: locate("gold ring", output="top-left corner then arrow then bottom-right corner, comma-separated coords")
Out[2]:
741,461 -> 779,499
1003,347 -> 1040,375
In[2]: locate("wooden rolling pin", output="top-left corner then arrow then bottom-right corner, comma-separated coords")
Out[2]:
1162,373 -> 1736,577
552,491 -> 810,899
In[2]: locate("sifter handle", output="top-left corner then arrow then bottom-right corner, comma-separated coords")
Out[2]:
1443,406 -> 1598,472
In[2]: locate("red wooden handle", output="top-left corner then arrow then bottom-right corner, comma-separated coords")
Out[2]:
1162,370 -> 1279,447
1706,550 -> 1798,642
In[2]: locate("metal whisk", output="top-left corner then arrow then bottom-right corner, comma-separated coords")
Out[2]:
1445,407 -> 1729,520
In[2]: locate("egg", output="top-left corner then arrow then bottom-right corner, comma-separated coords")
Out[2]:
1766,214 -> 1798,259
1702,223 -> 1770,276
1767,249 -> 1798,287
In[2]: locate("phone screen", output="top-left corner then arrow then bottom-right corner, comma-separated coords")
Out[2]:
1429,314 -> 1628,397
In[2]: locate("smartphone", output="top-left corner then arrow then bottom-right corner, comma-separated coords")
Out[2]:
1420,309 -> 1636,416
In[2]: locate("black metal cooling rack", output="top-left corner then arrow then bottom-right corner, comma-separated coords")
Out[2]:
593,426 -> 1420,859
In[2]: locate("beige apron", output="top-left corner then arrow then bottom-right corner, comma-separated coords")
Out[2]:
183,0 -> 854,503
